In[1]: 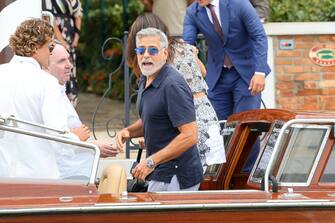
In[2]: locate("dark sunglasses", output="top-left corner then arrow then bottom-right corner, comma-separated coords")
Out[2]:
134,46 -> 159,56
48,42 -> 55,53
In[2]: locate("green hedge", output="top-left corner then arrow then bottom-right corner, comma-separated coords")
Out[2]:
269,0 -> 335,22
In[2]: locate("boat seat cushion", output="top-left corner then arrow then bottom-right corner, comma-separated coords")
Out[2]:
98,164 -> 127,194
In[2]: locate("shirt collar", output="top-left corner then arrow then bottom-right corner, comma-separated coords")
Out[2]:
210,0 -> 219,7
10,55 -> 41,68
59,84 -> 66,94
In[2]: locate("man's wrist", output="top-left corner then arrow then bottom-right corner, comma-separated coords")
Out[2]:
146,157 -> 156,169
124,128 -> 131,139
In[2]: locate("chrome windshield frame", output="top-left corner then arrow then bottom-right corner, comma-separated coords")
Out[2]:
276,124 -> 331,187
0,115 -> 100,185
264,118 -> 335,192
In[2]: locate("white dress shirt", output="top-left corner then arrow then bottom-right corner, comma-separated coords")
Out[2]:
55,85 -> 93,179
205,0 -> 221,26
0,56 -> 69,179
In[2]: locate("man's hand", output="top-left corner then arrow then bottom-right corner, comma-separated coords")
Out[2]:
132,158 -> 154,182
116,128 -> 130,152
138,137 -> 146,149
248,73 -> 265,96
91,140 -> 120,158
70,124 -> 90,141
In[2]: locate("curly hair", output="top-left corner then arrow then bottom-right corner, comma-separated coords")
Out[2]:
9,18 -> 54,57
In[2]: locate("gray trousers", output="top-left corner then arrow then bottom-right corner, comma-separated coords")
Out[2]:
148,175 -> 200,192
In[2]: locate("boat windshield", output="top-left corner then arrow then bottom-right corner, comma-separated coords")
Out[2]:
320,144 -> 335,183
276,124 -> 330,185
204,120 -> 237,176
249,120 -> 285,184
0,117 -> 99,184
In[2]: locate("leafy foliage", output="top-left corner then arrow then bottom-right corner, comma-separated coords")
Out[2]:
269,0 -> 335,22
76,0 -> 335,98
76,0 -> 144,99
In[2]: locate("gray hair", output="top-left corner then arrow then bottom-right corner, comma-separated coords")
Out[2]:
135,27 -> 168,49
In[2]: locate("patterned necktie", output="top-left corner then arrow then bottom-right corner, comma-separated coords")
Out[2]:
207,4 -> 233,68
207,4 -> 224,41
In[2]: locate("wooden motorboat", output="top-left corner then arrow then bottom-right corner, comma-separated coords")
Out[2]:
1,109 -> 335,223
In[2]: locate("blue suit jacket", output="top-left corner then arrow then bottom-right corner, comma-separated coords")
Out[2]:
183,0 -> 271,90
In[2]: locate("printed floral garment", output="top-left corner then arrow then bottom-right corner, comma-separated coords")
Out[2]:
52,0 -> 82,106
171,42 -> 226,168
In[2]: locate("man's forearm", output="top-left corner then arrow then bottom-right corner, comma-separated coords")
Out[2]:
151,122 -> 197,165
183,11 -> 198,45
126,119 -> 144,138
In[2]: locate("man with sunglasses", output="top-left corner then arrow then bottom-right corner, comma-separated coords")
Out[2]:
116,28 -> 203,192
0,18 -> 69,179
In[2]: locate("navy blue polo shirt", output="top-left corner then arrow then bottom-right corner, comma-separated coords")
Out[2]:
137,63 -> 203,189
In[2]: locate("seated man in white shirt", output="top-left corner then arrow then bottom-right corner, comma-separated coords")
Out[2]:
47,42 -> 120,179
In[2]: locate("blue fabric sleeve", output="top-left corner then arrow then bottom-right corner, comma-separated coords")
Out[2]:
183,5 -> 199,45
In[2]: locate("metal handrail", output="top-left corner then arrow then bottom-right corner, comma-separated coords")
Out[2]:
264,118 -> 335,192
0,115 -> 100,185
1,115 -> 66,134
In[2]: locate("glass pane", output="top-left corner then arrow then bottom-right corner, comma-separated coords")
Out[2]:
222,121 -> 238,154
204,121 -> 237,176
320,144 -> 335,183
279,128 -> 327,183
204,164 -> 221,176
250,120 -> 285,184
54,142 -> 95,181
0,129 -> 95,183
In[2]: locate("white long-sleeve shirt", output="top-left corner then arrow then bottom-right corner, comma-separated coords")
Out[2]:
0,56 -> 68,179
55,85 -> 94,179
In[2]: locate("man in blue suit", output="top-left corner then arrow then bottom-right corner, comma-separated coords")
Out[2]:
183,0 -> 271,172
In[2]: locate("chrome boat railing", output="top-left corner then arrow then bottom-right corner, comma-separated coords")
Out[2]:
0,115 -> 100,185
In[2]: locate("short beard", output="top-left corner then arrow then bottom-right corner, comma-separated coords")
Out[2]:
140,60 -> 165,77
